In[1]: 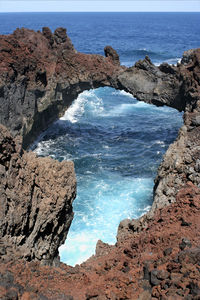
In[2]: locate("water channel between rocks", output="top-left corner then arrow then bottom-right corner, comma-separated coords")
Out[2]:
33,87 -> 183,266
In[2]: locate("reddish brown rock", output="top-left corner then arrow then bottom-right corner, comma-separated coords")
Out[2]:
0,27 -> 199,149
0,183 -> 199,299
0,27 -> 123,148
104,45 -> 120,65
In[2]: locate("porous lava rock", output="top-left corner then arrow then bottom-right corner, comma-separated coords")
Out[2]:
0,27 -> 123,148
0,183 -> 199,299
0,124 -> 76,266
104,45 -> 120,65
0,27 -> 200,148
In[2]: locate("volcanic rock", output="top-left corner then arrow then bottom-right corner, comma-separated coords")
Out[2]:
0,28 -> 200,149
0,124 -> 76,265
0,27 -> 123,148
104,45 -> 120,65
0,182 -> 199,299
0,27 -> 200,299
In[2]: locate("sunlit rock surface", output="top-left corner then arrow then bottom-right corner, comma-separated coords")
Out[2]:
0,27 -> 200,299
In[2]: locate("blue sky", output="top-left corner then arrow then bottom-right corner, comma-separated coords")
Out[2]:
0,0 -> 200,12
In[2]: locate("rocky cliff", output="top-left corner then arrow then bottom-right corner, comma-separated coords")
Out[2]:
0,28 -> 199,149
0,27 -> 123,148
0,27 -> 200,299
0,124 -> 76,266
0,183 -> 199,299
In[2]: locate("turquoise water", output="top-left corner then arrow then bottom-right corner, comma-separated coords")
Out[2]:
33,88 -> 182,265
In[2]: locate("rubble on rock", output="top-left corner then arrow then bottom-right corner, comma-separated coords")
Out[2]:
0,183 -> 199,299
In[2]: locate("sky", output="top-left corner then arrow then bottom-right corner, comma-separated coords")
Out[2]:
0,0 -> 200,12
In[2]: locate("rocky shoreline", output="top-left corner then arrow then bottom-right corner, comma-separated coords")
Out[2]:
1,28 -> 199,149
0,28 -> 200,299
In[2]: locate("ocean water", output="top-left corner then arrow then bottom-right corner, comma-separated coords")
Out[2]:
1,12 -> 199,266
33,88 -> 183,265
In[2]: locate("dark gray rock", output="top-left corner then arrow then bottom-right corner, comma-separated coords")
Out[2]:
150,270 -> 161,286
1,28 -> 200,150
163,248 -> 172,256
0,125 -> 76,265
179,238 -> 192,250
104,45 -> 120,65
191,115 -> 200,126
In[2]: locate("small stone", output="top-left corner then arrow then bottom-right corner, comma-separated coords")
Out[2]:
170,272 -> 182,284
163,248 -> 172,256
5,289 -> 18,300
191,115 -> 200,126
188,167 -> 195,174
156,270 -> 169,280
121,265 -> 130,273
150,270 -> 161,286
176,289 -> 185,296
143,264 -> 151,281
180,217 -> 191,226
187,282 -> 200,296
123,248 -> 133,259
138,290 -> 152,300
194,159 -> 200,172
179,238 -> 192,250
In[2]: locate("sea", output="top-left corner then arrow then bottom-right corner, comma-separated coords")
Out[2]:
1,12 -> 200,266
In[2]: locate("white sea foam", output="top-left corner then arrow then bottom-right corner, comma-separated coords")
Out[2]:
119,90 -> 133,98
34,139 -> 53,156
155,57 -> 181,67
111,103 -> 136,114
137,205 -> 151,216
59,176 -> 154,266
101,101 -> 150,117
111,89 -> 133,98
155,140 -> 165,147
60,90 -> 104,122
133,101 -> 150,108
59,232 -> 97,266
166,57 -> 181,65
60,93 -> 87,123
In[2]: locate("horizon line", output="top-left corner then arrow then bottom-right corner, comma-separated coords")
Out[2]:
1,11 -> 200,13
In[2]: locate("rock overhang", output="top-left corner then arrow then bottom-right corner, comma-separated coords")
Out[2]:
1,27 -> 199,149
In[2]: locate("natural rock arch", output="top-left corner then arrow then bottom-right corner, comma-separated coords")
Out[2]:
0,27 -> 199,149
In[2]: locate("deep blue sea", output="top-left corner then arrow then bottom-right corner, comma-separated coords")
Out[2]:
1,12 -> 200,266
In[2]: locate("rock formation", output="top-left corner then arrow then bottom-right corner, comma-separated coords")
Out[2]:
0,27 -> 199,149
0,27 -> 200,299
117,49 -> 200,112
0,182 -> 199,299
0,124 -> 76,265
0,27 -> 123,148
